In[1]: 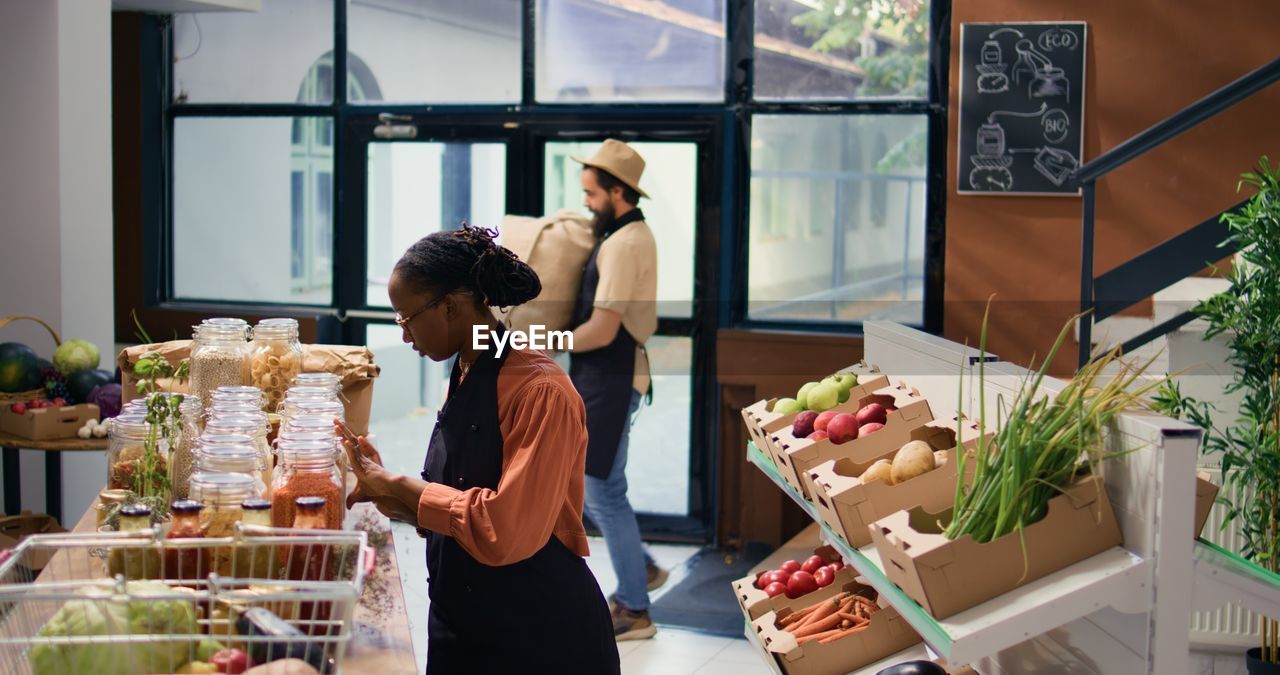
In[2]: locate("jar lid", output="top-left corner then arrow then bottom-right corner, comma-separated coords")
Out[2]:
283,415 -> 337,434
253,318 -> 299,339
109,414 -> 149,435
242,499 -> 271,511
207,415 -> 268,437
197,322 -> 250,341
277,439 -> 335,457
296,496 -> 327,509
171,499 -> 203,513
120,504 -> 151,518
286,386 -> 334,399
196,444 -> 260,467
294,373 -> 341,388
215,386 -> 263,397
189,472 -> 256,502
276,431 -> 336,447
211,403 -> 264,416
99,488 -> 133,504
198,433 -> 255,448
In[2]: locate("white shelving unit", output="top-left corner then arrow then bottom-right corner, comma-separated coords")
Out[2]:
743,321 -> 1280,674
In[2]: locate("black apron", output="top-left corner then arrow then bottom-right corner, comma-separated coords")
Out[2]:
421,325 -> 619,674
569,210 -> 648,480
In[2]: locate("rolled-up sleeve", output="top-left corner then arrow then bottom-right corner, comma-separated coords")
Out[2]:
416,381 -> 585,566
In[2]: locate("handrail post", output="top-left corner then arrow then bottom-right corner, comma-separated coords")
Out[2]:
1079,181 -> 1097,369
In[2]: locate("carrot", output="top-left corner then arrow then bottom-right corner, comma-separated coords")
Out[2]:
778,605 -> 817,627
792,596 -> 840,631
791,612 -> 842,638
796,628 -> 841,645
837,611 -> 864,624
818,624 -> 869,644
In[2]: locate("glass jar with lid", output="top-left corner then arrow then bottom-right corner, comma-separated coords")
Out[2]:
190,472 -> 257,575
107,504 -> 161,580
210,386 -> 267,413
196,443 -> 268,499
280,400 -> 345,430
250,319 -> 303,415
204,414 -> 272,488
293,372 -> 342,397
272,440 -> 343,530
107,413 -> 169,496
170,396 -> 204,500
233,499 -> 276,579
164,499 -> 209,581
190,322 -> 251,409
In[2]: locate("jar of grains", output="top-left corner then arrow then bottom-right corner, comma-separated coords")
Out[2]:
190,322 -> 251,409
170,396 -> 204,500
272,440 -> 343,530
107,414 -> 168,495
189,472 -> 256,575
250,319 -> 303,414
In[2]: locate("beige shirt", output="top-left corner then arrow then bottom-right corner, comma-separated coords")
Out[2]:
593,219 -> 658,394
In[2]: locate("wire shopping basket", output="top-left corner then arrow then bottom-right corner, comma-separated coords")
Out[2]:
0,525 -> 372,674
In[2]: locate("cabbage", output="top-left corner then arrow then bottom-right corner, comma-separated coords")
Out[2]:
28,581 -> 200,675
87,383 -> 123,419
52,339 -> 100,376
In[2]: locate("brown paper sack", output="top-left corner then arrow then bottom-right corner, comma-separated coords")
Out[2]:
119,341 -> 380,435
494,209 -> 596,333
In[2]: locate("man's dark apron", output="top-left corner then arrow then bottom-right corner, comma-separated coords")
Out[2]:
569,211 -> 648,480
421,325 -> 619,674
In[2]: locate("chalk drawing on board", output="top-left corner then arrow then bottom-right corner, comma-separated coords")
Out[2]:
967,103 -> 1050,191
1012,39 -> 1070,104
1042,108 -> 1070,144
1038,28 -> 1081,52
976,33 -> 1010,93
1033,147 -> 1079,185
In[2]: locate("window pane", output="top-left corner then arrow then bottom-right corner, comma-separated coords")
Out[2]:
366,142 -> 508,307
543,141 -> 695,318
754,0 -> 930,100
624,335 -> 691,516
348,0 -> 520,103
536,0 -> 725,102
748,115 -> 927,324
174,117 -> 332,305
172,0 -> 334,104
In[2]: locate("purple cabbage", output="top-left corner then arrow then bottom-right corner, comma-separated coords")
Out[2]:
87,383 -> 123,419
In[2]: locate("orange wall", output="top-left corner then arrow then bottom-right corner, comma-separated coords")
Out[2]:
943,2 -> 1280,373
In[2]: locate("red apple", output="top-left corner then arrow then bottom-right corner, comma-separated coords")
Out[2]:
754,572 -> 769,589
807,430 -> 828,441
813,411 -> 839,433
786,571 -> 818,598
827,413 -> 859,444
9,403 -> 26,415
858,422 -> 885,436
828,561 -> 844,572
813,566 -> 835,587
764,581 -> 787,598
801,555 -> 825,575
211,648 -> 250,674
779,560 -> 801,574
855,403 -> 888,427
792,411 -> 819,438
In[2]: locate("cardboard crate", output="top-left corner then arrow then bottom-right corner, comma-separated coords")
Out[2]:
752,579 -> 921,675
771,383 -> 934,499
0,511 -> 67,572
758,370 -> 895,472
732,545 -> 851,621
806,419 -> 990,548
1195,471 -> 1219,539
869,474 -> 1123,619
742,363 -> 890,467
0,404 -> 98,441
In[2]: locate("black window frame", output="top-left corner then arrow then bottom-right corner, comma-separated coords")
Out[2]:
129,0 -> 951,544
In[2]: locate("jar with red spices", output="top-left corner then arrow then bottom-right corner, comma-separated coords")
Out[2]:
288,496 -> 335,634
163,499 -> 209,582
272,440 -> 343,530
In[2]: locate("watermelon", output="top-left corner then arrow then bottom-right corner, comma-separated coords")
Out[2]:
67,368 -> 114,404
0,343 -> 41,393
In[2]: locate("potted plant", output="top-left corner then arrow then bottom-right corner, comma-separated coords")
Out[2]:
1156,157 -> 1280,672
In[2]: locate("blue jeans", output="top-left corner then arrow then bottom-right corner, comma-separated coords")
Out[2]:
584,390 -> 654,611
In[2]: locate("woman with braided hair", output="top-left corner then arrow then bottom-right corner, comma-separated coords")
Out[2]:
338,225 -> 620,673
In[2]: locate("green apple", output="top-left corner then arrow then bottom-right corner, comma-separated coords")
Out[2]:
823,373 -> 859,403
773,398 -> 804,415
807,381 -> 840,412
795,381 -> 821,409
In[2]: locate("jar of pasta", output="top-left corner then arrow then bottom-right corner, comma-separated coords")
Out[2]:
190,322 -> 251,409
250,319 -> 303,414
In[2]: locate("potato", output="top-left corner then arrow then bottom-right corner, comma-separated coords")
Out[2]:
891,440 -> 937,484
933,450 -> 949,468
859,459 -> 894,485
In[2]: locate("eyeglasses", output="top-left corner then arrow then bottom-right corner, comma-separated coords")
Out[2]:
394,295 -> 444,333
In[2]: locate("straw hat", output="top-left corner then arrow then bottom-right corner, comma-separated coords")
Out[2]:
571,139 -> 649,199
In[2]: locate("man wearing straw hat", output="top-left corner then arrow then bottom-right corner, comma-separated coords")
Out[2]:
567,139 -> 666,641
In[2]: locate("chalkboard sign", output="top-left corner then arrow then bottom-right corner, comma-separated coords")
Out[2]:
957,22 -> 1087,196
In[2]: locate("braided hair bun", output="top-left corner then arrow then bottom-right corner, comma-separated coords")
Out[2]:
394,224 -> 542,308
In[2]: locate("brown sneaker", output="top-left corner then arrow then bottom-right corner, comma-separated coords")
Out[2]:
646,562 -> 669,591
611,602 -> 657,641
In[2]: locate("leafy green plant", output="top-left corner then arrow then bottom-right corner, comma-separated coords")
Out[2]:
1163,157 -> 1280,662
115,344 -> 189,524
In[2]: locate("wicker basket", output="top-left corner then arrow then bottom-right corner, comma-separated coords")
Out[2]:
0,315 -> 61,405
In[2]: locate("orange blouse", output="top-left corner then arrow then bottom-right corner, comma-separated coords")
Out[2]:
416,348 -> 591,566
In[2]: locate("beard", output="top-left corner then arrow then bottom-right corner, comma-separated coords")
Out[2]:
589,201 -> 617,239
